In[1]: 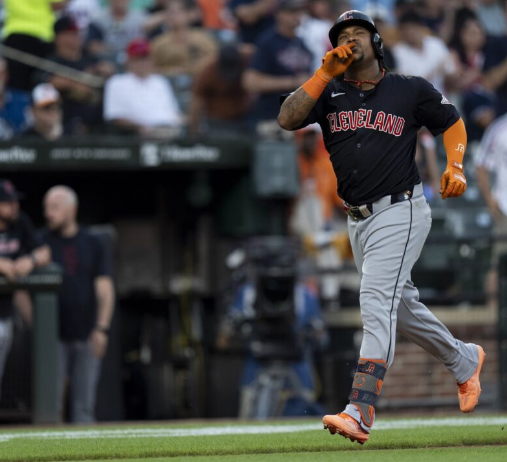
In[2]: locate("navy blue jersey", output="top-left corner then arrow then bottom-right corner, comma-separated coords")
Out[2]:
251,28 -> 313,122
285,73 -> 460,205
40,228 -> 113,341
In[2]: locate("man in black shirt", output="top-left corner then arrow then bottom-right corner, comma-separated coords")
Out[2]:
0,180 -> 51,403
41,186 -> 114,423
278,10 -> 484,444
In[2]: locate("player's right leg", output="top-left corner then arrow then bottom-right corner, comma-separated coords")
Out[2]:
397,280 -> 485,412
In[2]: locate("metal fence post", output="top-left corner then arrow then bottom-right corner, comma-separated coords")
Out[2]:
499,254 -> 507,410
32,291 -> 60,424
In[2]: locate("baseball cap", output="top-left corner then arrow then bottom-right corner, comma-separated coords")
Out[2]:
54,16 -> 79,34
278,0 -> 308,11
32,83 -> 60,108
0,180 -> 23,202
126,38 -> 151,58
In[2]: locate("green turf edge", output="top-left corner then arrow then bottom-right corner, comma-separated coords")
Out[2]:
2,426 -> 507,462
60,446 -> 507,462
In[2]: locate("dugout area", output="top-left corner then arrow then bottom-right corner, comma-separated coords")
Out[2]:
0,136 -> 505,423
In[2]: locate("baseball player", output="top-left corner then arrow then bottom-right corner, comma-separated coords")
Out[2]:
278,10 -> 486,444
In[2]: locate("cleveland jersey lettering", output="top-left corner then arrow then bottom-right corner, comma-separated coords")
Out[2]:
326,110 -> 405,136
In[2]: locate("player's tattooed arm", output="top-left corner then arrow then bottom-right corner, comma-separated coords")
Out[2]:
277,88 -> 318,131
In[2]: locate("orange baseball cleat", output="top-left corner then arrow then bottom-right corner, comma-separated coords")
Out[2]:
458,345 -> 486,413
323,412 -> 369,445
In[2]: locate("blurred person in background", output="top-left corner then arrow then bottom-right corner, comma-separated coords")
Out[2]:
392,10 -> 458,94
64,0 -> 102,39
144,0 -> 203,39
296,0 -> 346,71
227,0 -> 277,50
189,41 -> 251,136
0,57 -> 31,140
20,83 -> 63,141
42,186 -> 114,424
448,9 -> 497,144
475,113 -> 507,309
243,0 -> 313,134
0,180 -> 51,404
39,16 -> 114,135
1,0 -> 68,92
104,38 -> 182,137
150,0 -> 218,77
196,0 -> 236,32
289,125 -> 351,310
86,0 -> 147,65
415,130 -> 441,200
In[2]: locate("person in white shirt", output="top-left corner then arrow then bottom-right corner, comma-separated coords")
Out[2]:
104,38 -> 183,137
392,10 -> 456,94
475,113 -> 507,307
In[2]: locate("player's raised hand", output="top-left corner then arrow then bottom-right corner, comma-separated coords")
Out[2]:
440,164 -> 467,199
321,43 -> 356,77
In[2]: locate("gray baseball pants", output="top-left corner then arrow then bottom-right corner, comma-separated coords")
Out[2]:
342,183 -> 479,429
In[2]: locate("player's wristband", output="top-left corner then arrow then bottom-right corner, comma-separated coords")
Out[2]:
30,252 -> 38,268
302,68 -> 333,100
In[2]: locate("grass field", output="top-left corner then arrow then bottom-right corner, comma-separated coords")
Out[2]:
0,415 -> 506,462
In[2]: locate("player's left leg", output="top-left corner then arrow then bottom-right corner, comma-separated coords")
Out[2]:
397,280 -> 485,412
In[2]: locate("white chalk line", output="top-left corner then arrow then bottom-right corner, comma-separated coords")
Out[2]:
0,417 -> 506,443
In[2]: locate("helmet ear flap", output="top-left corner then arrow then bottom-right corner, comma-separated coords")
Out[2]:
371,32 -> 384,59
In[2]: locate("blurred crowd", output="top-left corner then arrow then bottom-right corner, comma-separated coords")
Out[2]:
0,0 -> 504,142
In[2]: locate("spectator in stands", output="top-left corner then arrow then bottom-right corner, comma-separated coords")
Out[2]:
86,0 -> 147,65
21,83 -> 63,141
392,10 -> 457,94
40,16 -> 114,135
65,0 -> 101,38
0,180 -> 51,405
2,0 -> 68,92
196,0 -> 236,32
227,0 -> 277,48
0,57 -> 31,140
145,0 -> 203,39
104,38 -> 182,137
42,186 -> 115,423
243,0 -> 313,133
475,114 -> 507,309
151,0 -> 218,77
189,42 -> 251,136
289,125 -> 348,309
296,0 -> 334,72
448,10 -> 496,143
415,130 -> 441,200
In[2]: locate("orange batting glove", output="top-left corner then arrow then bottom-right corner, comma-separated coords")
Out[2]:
440,162 -> 467,199
302,44 -> 355,100
321,43 -> 356,77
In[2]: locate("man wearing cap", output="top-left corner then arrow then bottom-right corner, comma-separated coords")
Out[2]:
104,38 -> 182,136
243,0 -> 313,132
21,84 -> 63,141
37,16 -> 114,135
0,180 -> 51,404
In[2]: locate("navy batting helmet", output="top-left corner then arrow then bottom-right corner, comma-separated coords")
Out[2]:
328,10 -> 384,60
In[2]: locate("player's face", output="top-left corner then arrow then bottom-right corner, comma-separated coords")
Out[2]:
337,26 -> 375,64
44,193 -> 73,231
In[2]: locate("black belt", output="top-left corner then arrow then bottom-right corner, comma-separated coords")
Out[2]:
344,188 -> 414,221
